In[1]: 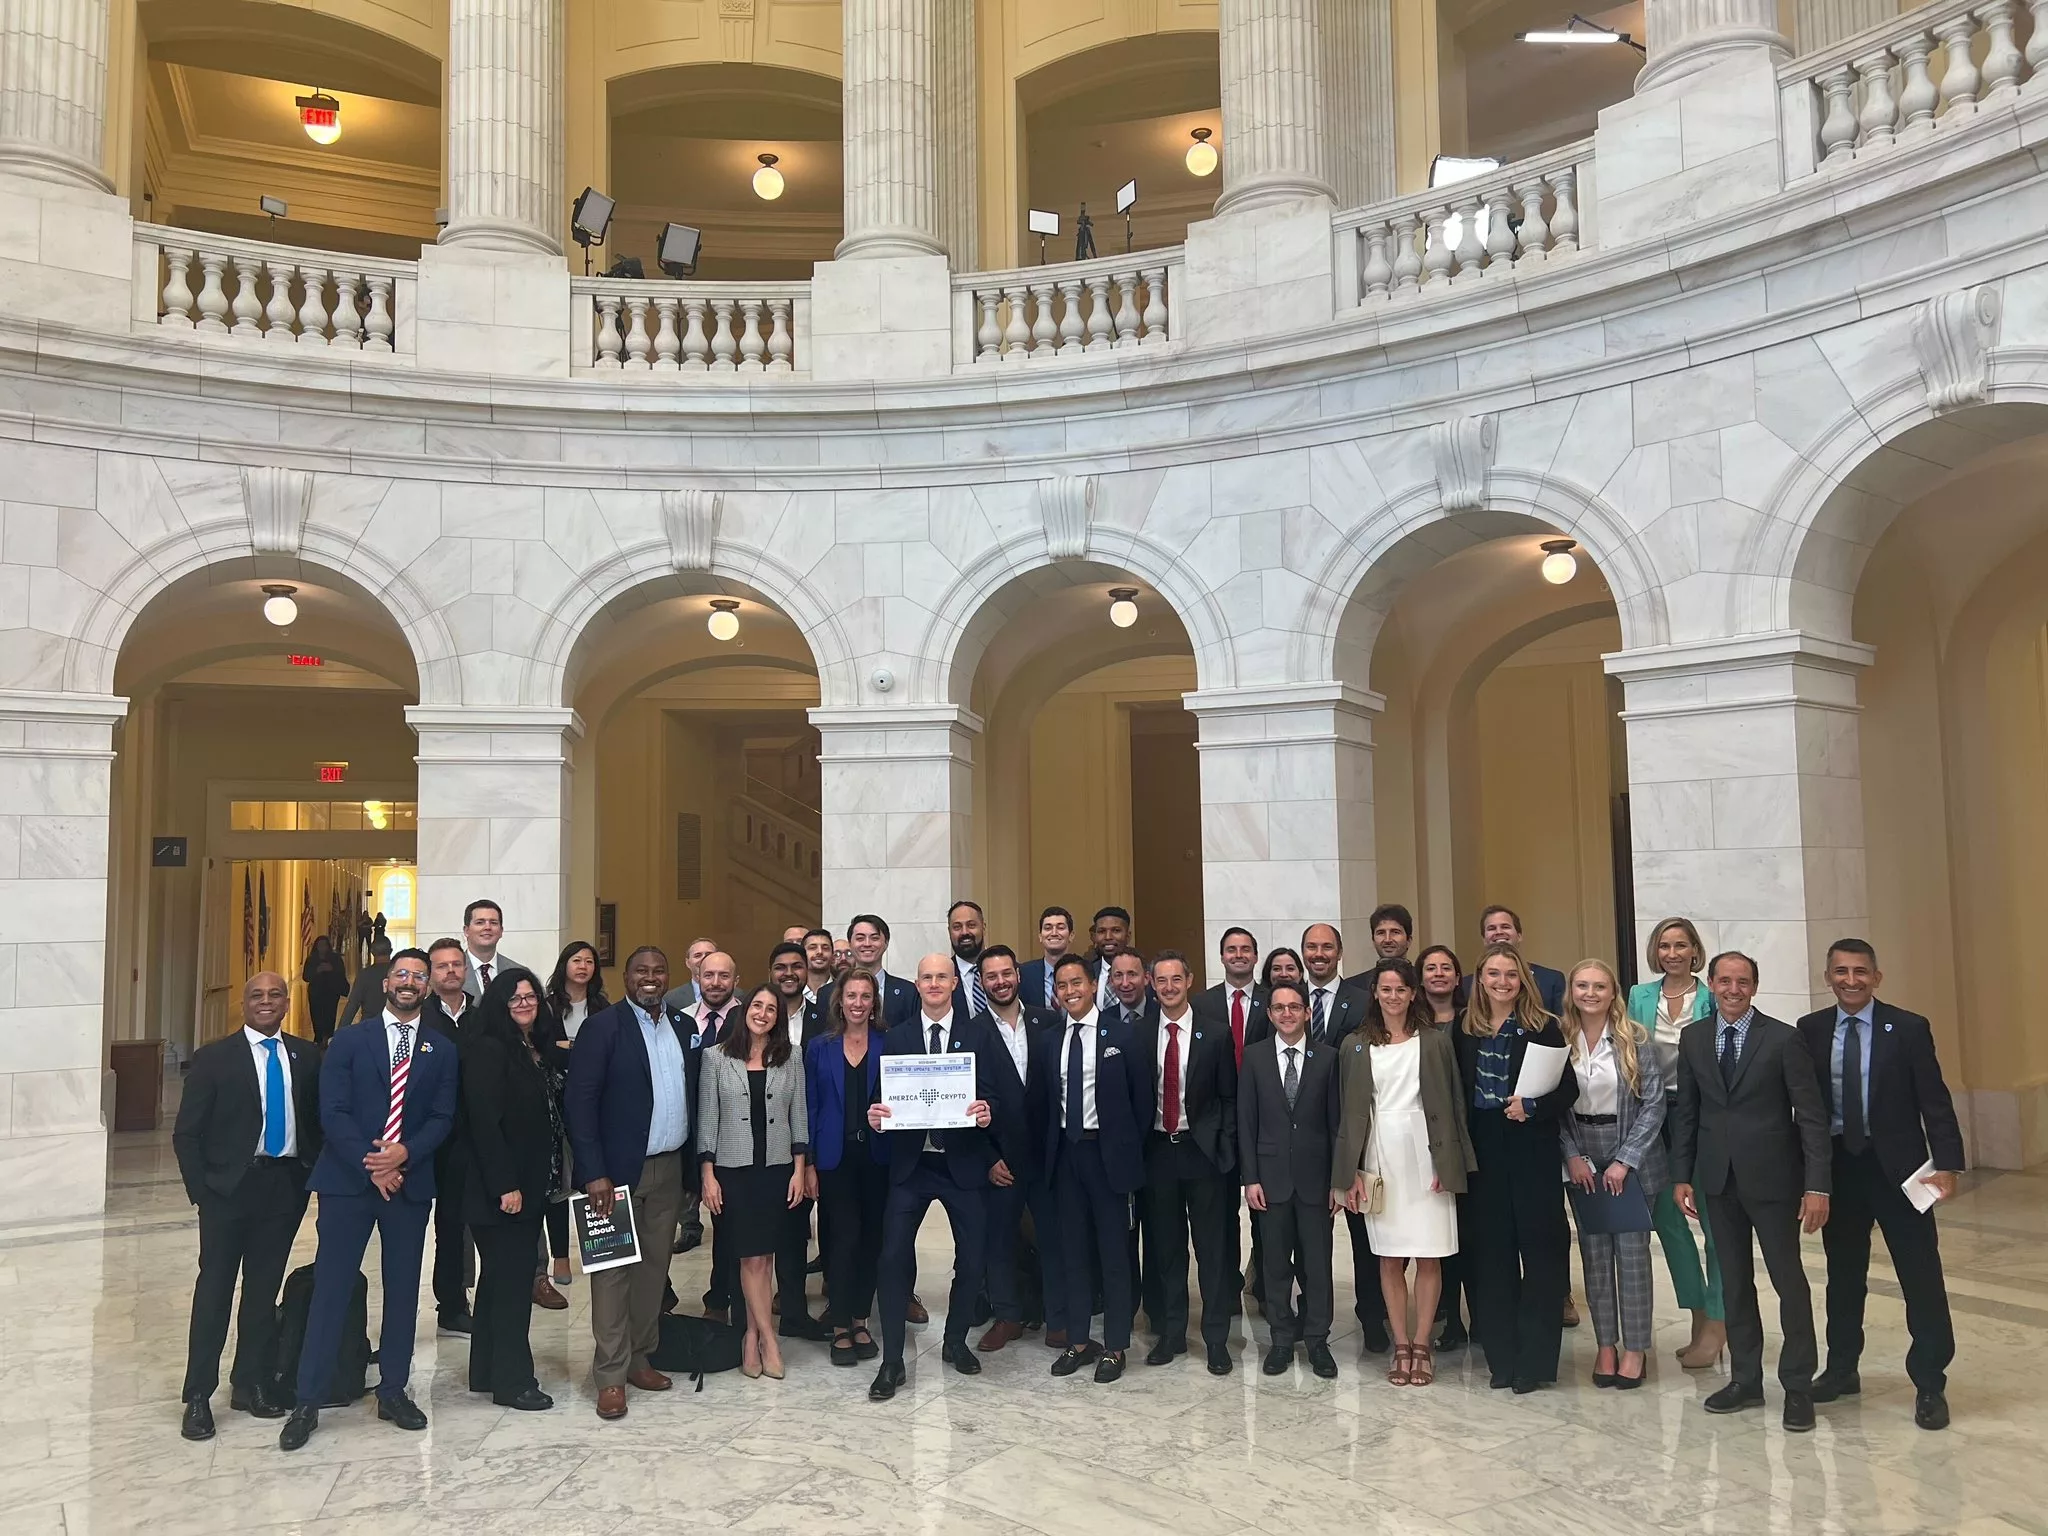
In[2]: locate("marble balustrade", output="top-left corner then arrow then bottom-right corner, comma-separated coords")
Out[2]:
954,250 -> 1181,367
574,278 -> 810,375
135,225 -> 415,355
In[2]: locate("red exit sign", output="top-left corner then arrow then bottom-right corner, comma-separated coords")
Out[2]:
316,763 -> 347,784
287,654 -> 324,667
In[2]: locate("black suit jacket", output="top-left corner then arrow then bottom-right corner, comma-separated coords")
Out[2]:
1195,982 -> 1266,1063
1672,1011 -> 1830,1201
459,1031 -> 559,1226
1128,1006 -> 1238,1175
173,1029 -> 323,1204
819,972 -> 918,1032
972,1004 -> 1061,1183
1252,978 -> 1368,1048
1796,1000 -> 1966,1184
877,1015 -> 1007,1188
1034,1008 -> 1151,1193
1236,1033 -> 1341,1205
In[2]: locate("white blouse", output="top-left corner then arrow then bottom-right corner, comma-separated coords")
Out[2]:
1576,1029 -> 1621,1118
1651,982 -> 1697,1085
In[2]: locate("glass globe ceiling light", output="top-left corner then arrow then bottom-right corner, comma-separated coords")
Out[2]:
1185,127 -> 1217,177
1108,587 -> 1140,628
708,598 -> 741,641
752,153 -> 785,200
1540,539 -> 1579,585
261,584 -> 300,626
297,90 -> 341,146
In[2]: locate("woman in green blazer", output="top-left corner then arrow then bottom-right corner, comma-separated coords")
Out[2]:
1626,916 -> 1722,1368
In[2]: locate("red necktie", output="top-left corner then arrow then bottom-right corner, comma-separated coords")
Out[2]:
382,1023 -> 413,1143
1162,1020 -> 1182,1134
1230,990 -> 1246,1068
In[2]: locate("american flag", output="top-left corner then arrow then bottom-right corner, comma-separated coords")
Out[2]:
257,871 -> 270,958
299,882 -> 315,955
383,1024 -> 414,1142
242,869 -> 255,970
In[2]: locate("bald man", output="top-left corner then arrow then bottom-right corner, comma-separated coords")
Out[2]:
174,972 -> 324,1440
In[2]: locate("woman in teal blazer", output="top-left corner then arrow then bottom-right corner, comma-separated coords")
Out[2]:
1626,916 -> 1722,1368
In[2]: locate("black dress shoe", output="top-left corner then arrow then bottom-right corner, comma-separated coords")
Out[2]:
1704,1382 -> 1766,1414
1915,1389 -> 1950,1430
941,1342 -> 982,1375
437,1310 -> 473,1336
1489,1372 -> 1513,1390
778,1315 -> 832,1342
1306,1342 -> 1338,1379
807,1253 -> 825,1274
229,1385 -> 289,1419
1783,1390 -> 1815,1432
377,1393 -> 429,1431
1206,1343 -> 1233,1376
1435,1321 -> 1468,1351
868,1361 -> 907,1402
1146,1337 -> 1185,1367
180,1399 -> 215,1441
278,1404 -> 318,1451
1809,1367 -> 1861,1402
674,1225 -> 702,1255
1050,1342 -> 1100,1377
1262,1345 -> 1293,1376
1358,1317 -> 1392,1354
499,1388 -> 554,1411
1614,1369 -> 1646,1390
1593,1371 -> 1619,1389
1094,1350 -> 1126,1383
1512,1377 -> 1542,1395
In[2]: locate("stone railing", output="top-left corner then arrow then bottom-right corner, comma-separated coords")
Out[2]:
571,278 -> 810,374
1779,0 -> 2040,179
134,225 -> 416,354
1333,140 -> 1594,307
952,249 -> 1182,367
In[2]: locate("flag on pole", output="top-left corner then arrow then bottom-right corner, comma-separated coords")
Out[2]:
242,869 -> 255,970
258,870 -> 271,958
300,881 -> 316,956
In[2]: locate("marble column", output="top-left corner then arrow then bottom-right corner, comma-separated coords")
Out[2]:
1215,0 -> 1335,217
1638,0 -> 1790,92
1320,0 -> 1397,208
1791,0 -> 1894,52
931,0 -> 977,269
408,706 -> 581,971
836,0 -> 942,261
811,705 -> 976,967
0,0 -> 109,188
1183,683 -> 1379,987
439,0 -> 563,255
1606,634 -> 1870,1026
0,690 -> 126,1222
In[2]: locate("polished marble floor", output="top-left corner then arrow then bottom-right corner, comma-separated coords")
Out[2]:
6,1103 -> 2047,1536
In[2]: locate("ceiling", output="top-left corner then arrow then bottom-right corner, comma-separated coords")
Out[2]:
1453,0 -> 1645,161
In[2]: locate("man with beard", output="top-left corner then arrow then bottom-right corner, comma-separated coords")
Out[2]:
768,940 -> 830,1341
947,900 -> 989,1027
1088,907 -> 1134,1012
424,936 -> 478,1335
802,928 -> 836,1005
679,951 -> 739,1298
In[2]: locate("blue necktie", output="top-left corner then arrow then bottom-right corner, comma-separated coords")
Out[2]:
1065,1024 -> 1086,1142
261,1038 -> 287,1156
1044,967 -> 1054,1007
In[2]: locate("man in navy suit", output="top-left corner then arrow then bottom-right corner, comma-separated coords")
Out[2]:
1018,906 -> 1076,1012
866,953 -> 1002,1401
1040,952 -> 1150,1383
279,950 -> 458,1450
1478,905 -> 1566,1015
946,899 -> 990,1026
565,945 -> 702,1421
819,913 -> 918,1030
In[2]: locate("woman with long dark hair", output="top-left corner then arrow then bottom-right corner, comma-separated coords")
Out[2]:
698,982 -> 810,1379
301,934 -> 348,1045
458,967 -> 562,1410
804,968 -> 889,1365
537,941 -> 608,1294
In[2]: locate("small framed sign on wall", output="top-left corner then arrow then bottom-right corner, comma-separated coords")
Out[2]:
596,902 -> 618,966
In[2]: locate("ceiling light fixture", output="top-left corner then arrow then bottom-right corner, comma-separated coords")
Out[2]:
296,90 -> 341,145
1517,14 -> 1647,50
1108,587 -> 1140,628
708,598 -> 741,641
261,584 -> 300,626
752,153 -> 785,201
1185,127 -> 1218,177
1540,539 -> 1580,585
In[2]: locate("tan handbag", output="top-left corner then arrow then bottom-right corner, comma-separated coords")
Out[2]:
1359,1171 -> 1387,1216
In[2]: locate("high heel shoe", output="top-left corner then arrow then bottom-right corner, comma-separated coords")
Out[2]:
763,1352 -> 786,1381
741,1335 -> 764,1380
1677,1319 -> 1726,1371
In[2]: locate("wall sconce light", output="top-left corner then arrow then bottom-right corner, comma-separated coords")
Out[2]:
297,90 -> 341,145
1185,127 -> 1218,177
1108,587 -> 1139,628
752,153 -> 785,200
708,598 -> 741,641
1540,539 -> 1580,584
261,584 -> 300,626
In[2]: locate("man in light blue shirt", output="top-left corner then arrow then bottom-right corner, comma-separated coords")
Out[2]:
1828,1002 -> 1873,1141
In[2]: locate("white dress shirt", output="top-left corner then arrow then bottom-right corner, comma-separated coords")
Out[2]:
1576,1029 -> 1621,1118
381,1011 -> 422,1060
990,1006 -> 1031,1084
1307,980 -> 1341,1032
918,1010 -> 955,1151
1274,1030 -> 1308,1080
1155,1007 -> 1193,1131
1058,1009 -> 1101,1130
244,1026 -> 298,1157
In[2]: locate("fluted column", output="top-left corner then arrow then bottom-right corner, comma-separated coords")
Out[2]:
837,0 -> 943,260
1640,0 -> 1789,91
0,0 -> 111,189
1321,0 -> 1397,208
1215,0 -> 1334,217
440,0 -> 564,256
1791,0 -> 1894,52
930,0 -> 977,268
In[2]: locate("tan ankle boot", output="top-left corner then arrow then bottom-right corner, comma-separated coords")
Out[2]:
1678,1318 -> 1726,1370
1675,1309 -> 1706,1361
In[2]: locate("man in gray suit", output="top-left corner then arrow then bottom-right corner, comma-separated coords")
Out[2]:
1672,950 -> 1831,1432
459,899 -> 523,1002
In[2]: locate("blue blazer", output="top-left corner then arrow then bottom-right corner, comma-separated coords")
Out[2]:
1034,1009 -> 1151,1194
565,999 -> 704,1196
804,1032 -> 889,1172
307,1017 -> 458,1204
1017,957 -> 1064,1011
818,972 -> 919,1032
874,1015 -> 1006,1188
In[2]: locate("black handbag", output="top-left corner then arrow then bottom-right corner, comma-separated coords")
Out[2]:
650,1312 -> 745,1389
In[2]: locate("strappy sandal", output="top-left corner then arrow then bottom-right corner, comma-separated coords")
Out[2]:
1387,1344 -> 1415,1386
1408,1343 -> 1435,1386
830,1329 -> 859,1367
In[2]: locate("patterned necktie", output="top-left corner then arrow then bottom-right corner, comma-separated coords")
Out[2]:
479,961 -> 492,990
1230,990 -> 1246,1068
1311,989 -> 1327,1041
383,1022 -> 413,1144
261,1038 -> 287,1156
1719,1025 -> 1740,1089
1065,1024 -> 1086,1142
1841,1019 -> 1868,1154
1044,966 -> 1055,1007
929,1023 -> 944,1055
1162,1020 -> 1182,1134
1283,1046 -> 1300,1110
966,967 -> 986,1016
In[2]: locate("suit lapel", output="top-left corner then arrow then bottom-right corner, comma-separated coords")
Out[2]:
1725,1018 -> 1765,1096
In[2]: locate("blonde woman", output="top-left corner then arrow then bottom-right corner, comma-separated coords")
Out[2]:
1453,944 -> 1578,1394
1627,917 -> 1724,1368
1562,959 -> 1665,1389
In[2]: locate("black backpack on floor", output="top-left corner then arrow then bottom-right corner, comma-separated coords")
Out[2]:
650,1312 -> 744,1389
273,1263 -> 376,1407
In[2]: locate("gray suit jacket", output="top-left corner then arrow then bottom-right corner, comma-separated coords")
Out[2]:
1561,1025 -> 1669,1193
463,951 -> 525,1003
1671,1011 -> 1829,1202
696,1049 -> 810,1169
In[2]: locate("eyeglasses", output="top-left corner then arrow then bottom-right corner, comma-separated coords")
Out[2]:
509,994 -> 539,1009
389,968 -> 427,983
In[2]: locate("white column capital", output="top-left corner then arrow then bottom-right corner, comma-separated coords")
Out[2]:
406,704 -> 584,745
1183,681 -> 1385,748
1604,631 -> 1875,717
810,703 -> 984,753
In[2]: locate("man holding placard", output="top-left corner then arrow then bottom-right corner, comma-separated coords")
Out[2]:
865,953 -> 1003,1402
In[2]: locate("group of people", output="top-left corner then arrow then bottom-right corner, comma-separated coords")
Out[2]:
172,893 -> 1966,1448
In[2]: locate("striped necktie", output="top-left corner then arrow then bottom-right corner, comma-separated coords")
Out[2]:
383,1023 -> 414,1143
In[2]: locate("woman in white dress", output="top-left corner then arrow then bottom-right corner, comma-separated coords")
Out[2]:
1332,959 -> 1477,1387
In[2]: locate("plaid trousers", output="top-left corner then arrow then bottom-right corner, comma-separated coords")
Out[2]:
1575,1118 -> 1655,1351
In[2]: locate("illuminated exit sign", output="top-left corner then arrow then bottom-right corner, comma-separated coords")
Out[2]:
287,654 -> 324,667
316,763 -> 348,784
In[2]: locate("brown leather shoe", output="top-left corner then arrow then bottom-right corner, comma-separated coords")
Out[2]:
906,1294 -> 929,1325
978,1319 -> 1024,1352
1044,1329 -> 1069,1349
532,1276 -> 569,1311
596,1386 -> 627,1420
627,1367 -> 672,1392
1562,1294 -> 1580,1328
